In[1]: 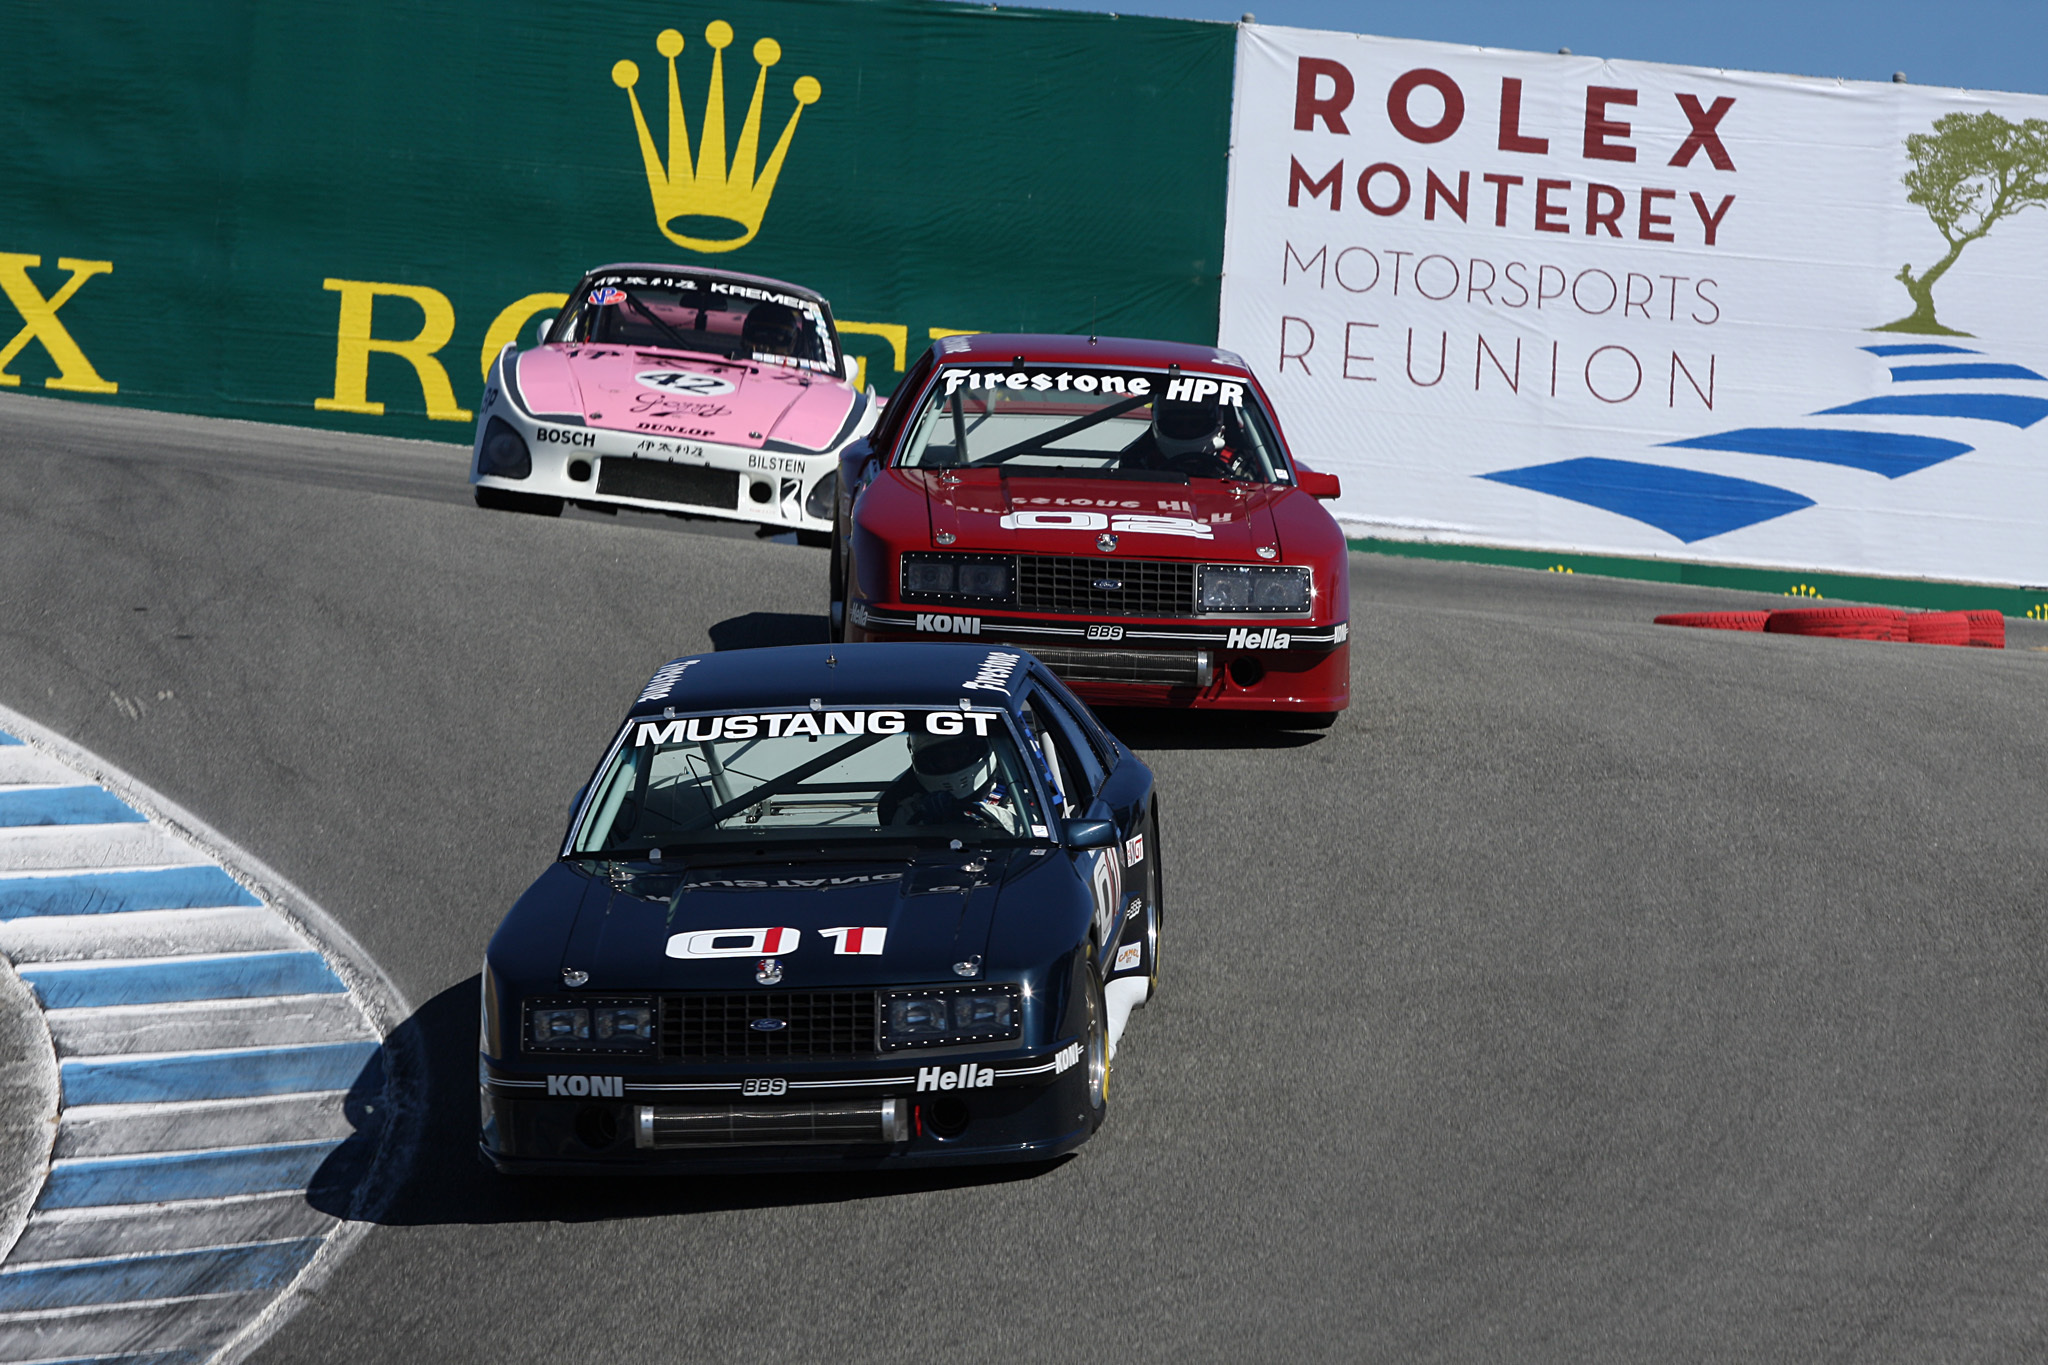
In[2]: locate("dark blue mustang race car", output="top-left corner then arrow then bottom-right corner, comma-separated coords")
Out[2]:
480,642 -> 1162,1171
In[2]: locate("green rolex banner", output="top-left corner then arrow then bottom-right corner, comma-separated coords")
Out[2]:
0,0 -> 1235,438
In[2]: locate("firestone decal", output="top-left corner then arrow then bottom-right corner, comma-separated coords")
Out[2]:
636,657 -> 699,703
962,651 -> 1023,694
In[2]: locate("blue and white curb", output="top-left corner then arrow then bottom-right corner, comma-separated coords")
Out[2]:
0,706 -> 413,1365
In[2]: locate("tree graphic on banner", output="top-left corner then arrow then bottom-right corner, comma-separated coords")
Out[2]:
1877,111 -> 2048,335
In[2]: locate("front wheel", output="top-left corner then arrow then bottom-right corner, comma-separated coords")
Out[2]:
1083,957 -> 1110,1113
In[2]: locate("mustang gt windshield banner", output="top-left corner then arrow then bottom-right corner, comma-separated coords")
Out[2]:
1220,26 -> 2048,586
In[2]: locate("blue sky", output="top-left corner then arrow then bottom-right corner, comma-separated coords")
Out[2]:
993,1 -> 2048,96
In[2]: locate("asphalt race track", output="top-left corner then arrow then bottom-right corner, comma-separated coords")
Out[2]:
3,390 -> 2047,1363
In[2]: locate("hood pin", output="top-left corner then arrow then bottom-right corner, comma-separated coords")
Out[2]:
561,968 -> 589,987
953,956 -> 983,978
935,530 -> 956,545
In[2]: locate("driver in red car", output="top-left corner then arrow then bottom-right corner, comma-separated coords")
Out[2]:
1120,392 -> 1242,480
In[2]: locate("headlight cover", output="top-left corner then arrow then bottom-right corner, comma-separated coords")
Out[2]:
900,553 -> 1015,604
524,996 -> 657,1054
478,416 -> 533,479
1198,564 -> 1312,614
880,984 -> 1023,1050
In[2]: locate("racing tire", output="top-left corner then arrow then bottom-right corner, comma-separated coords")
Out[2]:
1139,808 -> 1163,1004
828,531 -> 848,643
1905,611 -> 1971,646
1764,607 -> 1907,641
1654,611 -> 1770,631
1963,610 -> 2007,649
1083,957 -> 1110,1113
473,486 -> 564,518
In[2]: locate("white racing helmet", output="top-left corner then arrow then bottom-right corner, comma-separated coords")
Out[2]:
910,731 -> 997,801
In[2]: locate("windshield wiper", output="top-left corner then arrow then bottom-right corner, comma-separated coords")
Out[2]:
619,290 -> 697,353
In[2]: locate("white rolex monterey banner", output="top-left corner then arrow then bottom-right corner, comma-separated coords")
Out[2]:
1219,26 -> 2048,585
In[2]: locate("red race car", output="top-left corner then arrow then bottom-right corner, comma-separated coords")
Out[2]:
831,334 -> 1349,722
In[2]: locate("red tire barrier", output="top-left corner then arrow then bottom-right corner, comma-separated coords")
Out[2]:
1764,607 -> 1908,641
1906,611 -> 1971,646
1963,609 -> 2007,649
1653,612 -> 1770,631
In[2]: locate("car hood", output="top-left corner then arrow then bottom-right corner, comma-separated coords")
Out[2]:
917,469 -> 1285,559
551,850 -> 1023,991
514,344 -> 859,452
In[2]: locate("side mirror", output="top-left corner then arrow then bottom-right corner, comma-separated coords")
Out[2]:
1296,468 -> 1341,500
841,353 -> 860,383
1065,819 -> 1117,850
535,316 -> 554,346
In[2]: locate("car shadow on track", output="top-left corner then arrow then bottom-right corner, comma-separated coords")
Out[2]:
305,978 -> 1061,1228
1092,708 -> 1330,752
707,611 -> 829,651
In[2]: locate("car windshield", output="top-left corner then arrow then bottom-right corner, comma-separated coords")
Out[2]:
556,270 -> 838,372
569,707 -> 1052,856
897,365 -> 1290,483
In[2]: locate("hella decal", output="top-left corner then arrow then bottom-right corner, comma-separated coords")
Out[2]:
917,1064 -> 995,1092
1227,627 -> 1292,649
917,612 -> 980,635
547,1074 -> 623,1097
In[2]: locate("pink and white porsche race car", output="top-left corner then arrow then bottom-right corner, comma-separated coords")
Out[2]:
470,264 -> 876,537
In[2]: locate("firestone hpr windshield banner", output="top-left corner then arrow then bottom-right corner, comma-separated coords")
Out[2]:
1219,26 -> 2048,586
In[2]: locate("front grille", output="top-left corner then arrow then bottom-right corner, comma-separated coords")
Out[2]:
1030,646 -> 1212,687
596,458 -> 740,509
1016,555 -> 1195,618
659,991 -> 879,1061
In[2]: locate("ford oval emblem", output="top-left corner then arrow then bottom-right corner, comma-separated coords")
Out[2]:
1093,579 -> 1123,591
750,1018 -> 788,1032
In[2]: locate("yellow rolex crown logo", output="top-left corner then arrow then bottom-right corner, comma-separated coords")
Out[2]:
612,21 -> 821,254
